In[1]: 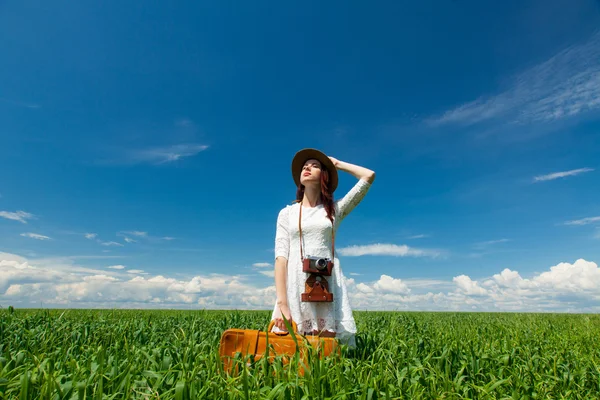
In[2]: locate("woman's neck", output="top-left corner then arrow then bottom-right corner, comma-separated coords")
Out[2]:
302,186 -> 322,207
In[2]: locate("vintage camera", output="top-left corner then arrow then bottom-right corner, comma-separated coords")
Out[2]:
301,255 -> 334,302
302,255 -> 333,276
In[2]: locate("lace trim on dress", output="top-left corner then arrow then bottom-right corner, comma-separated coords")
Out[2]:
300,318 -> 356,333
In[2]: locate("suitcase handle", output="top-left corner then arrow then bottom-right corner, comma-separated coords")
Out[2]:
267,320 -> 298,335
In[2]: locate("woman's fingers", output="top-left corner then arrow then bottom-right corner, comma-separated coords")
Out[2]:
274,318 -> 291,331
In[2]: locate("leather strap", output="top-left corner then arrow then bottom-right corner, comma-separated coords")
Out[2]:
298,201 -> 335,261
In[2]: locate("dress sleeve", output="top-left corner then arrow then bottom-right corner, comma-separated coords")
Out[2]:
335,178 -> 372,224
274,206 -> 290,260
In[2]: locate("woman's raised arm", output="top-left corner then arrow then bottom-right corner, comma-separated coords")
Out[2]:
329,157 -> 375,223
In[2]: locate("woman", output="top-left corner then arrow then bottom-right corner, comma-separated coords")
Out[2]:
270,148 -> 375,347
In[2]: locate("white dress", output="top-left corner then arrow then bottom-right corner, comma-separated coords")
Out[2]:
270,178 -> 372,347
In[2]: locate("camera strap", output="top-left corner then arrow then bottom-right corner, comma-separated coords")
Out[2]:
298,202 -> 335,261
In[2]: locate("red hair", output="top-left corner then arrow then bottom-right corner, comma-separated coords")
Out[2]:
295,164 -> 336,222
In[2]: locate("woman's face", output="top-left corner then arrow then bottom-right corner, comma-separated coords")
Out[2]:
300,159 -> 322,187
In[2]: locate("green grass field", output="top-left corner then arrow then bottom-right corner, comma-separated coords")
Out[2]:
1,308 -> 599,399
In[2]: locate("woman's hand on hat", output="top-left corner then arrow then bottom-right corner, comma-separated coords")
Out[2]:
328,156 -> 340,168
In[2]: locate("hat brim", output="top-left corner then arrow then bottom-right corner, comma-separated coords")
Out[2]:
291,148 -> 338,193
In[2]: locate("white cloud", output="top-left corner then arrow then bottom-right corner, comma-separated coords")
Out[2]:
355,283 -> 374,294
118,231 -> 174,243
373,275 -> 410,294
84,233 -> 97,240
345,259 -> 600,312
0,257 -> 64,294
473,259 -> 600,309
252,262 -> 274,278
473,239 -> 511,249
453,275 -> 488,296
100,241 -> 124,247
0,252 -> 28,263
564,216 -> 600,226
404,279 -> 452,289
252,262 -> 272,268
2,253 -> 599,312
533,168 -> 594,182
120,231 -> 147,237
535,259 -> 600,290
0,252 -> 275,309
107,265 -> 126,270
0,211 -> 34,224
488,268 -> 530,289
338,243 -> 440,258
127,269 -> 147,275
20,233 -> 51,241
133,144 -> 209,164
407,234 -> 429,239
428,32 -> 600,127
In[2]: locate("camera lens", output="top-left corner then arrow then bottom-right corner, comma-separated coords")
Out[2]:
316,259 -> 327,270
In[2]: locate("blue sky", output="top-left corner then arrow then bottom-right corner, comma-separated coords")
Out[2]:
1,0 -> 600,311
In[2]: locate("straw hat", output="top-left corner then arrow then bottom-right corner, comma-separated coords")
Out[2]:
291,148 -> 338,193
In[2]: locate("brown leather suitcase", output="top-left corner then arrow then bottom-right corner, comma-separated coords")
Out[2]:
219,320 -> 340,375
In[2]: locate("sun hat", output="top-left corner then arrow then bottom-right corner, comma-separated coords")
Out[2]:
291,148 -> 338,193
